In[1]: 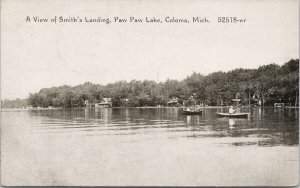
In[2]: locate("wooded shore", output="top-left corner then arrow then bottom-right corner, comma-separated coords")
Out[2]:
1,59 -> 299,109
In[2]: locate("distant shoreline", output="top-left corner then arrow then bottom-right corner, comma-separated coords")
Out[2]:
1,59 -> 299,110
1,106 -> 299,112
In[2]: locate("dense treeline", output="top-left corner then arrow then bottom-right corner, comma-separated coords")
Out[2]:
2,59 -> 299,109
1,98 -> 28,109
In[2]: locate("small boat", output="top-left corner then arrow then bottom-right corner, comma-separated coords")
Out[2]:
182,110 -> 202,115
216,112 -> 249,118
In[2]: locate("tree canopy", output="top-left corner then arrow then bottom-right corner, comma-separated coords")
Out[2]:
1,59 -> 298,108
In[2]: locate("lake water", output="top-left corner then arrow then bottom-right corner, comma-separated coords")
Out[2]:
1,107 -> 299,186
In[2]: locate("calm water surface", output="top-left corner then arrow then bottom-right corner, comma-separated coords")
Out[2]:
1,107 -> 299,186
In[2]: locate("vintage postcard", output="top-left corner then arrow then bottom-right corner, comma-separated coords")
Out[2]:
1,0 -> 299,186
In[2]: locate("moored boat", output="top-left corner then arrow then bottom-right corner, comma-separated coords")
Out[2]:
216,112 -> 249,118
182,110 -> 202,115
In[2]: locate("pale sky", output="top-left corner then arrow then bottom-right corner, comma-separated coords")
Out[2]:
1,0 -> 299,99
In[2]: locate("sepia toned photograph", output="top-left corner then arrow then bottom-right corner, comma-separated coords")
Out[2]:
0,0 -> 299,186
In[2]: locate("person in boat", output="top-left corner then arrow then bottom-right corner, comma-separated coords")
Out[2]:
229,106 -> 235,114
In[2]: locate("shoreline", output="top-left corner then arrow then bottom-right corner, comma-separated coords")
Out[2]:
1,106 -> 299,112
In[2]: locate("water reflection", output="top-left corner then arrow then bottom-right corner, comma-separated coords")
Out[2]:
229,119 -> 235,129
25,107 -> 299,147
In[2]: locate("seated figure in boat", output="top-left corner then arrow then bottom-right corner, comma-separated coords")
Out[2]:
229,106 -> 236,114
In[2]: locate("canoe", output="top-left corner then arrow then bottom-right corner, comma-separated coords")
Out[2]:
182,110 -> 202,115
216,112 -> 249,118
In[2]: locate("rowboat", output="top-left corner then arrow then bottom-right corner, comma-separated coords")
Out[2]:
216,112 -> 249,118
182,110 -> 202,115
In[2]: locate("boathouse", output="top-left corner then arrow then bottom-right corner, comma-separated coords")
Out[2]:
95,98 -> 112,108
167,97 -> 179,106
